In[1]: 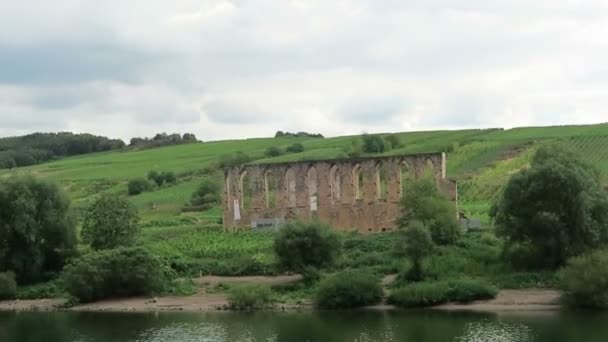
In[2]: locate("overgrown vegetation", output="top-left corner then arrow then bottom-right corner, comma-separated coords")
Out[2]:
395,220 -> 435,282
264,146 -> 284,157
61,247 -> 168,303
190,178 -> 221,209
286,143 -> 305,153
559,249 -> 608,309
388,278 -> 497,308
129,132 -> 198,149
0,272 -> 17,300
128,177 -> 154,195
314,270 -> 383,309
275,131 -> 324,138
82,195 -> 140,250
227,284 -> 274,310
148,170 -> 177,187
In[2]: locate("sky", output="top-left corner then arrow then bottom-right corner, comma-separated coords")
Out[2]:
1,0 -> 608,142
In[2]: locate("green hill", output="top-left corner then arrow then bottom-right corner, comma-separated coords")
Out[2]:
2,123 -> 608,226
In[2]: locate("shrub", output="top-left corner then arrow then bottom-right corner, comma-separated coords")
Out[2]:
191,179 -> 220,207
388,278 -> 497,308
494,145 -> 608,268
559,249 -> 608,308
62,247 -> 168,303
314,270 -> 383,309
0,176 -> 77,284
395,221 -> 434,282
274,222 -> 341,273
127,178 -> 153,195
286,143 -> 305,153
218,152 -> 251,168
82,195 -> 140,250
397,177 -> 460,245
384,134 -> 402,149
264,146 -> 283,157
227,285 -> 274,310
147,170 -> 164,186
0,271 -> 17,300
162,171 -> 177,184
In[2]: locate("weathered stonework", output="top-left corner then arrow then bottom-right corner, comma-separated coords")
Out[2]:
223,152 -> 457,233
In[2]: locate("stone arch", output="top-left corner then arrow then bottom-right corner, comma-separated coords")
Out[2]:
399,160 -> 412,198
240,170 -> 252,210
375,161 -> 388,200
329,164 -> 341,205
225,171 -> 231,210
264,169 -> 277,208
424,158 -> 435,178
352,163 -> 363,201
286,168 -> 297,208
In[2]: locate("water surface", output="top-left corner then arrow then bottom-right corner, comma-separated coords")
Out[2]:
0,310 -> 605,342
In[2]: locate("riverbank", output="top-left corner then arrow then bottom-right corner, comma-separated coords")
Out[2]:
0,274 -> 560,313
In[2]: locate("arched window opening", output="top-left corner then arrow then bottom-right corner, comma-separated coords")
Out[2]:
308,167 -> 319,211
286,168 -> 297,208
240,171 -> 252,210
225,172 -> 231,209
352,164 -> 363,201
265,170 -> 277,208
375,162 -> 388,200
329,165 -> 341,205
400,161 -> 411,198
424,159 -> 435,179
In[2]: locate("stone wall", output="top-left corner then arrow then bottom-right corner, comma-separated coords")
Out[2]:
223,152 -> 457,233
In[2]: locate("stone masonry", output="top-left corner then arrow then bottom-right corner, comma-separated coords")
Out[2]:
223,152 -> 457,233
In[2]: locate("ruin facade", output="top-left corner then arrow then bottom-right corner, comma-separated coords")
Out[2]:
223,152 -> 457,233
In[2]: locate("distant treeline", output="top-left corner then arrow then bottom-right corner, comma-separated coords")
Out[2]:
0,132 -> 125,169
275,131 -> 324,138
129,133 -> 199,149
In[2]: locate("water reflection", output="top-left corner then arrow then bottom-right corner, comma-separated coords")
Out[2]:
1,310 -> 607,342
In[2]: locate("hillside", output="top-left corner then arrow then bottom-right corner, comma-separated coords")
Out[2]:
1,124 -> 608,226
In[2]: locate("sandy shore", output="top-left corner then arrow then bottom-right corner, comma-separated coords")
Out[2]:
0,275 -> 560,313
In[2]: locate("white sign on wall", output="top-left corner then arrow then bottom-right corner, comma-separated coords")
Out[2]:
310,195 -> 318,212
234,199 -> 241,220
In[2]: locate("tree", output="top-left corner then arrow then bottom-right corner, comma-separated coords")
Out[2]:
397,177 -> 460,245
191,178 -> 220,207
384,134 -> 402,149
361,134 -> 389,153
559,249 -> 608,309
82,195 -> 140,250
493,145 -> 608,268
0,176 -> 77,284
147,170 -> 165,186
274,222 -> 341,273
264,146 -> 283,157
396,221 -> 435,282
162,171 -> 177,184
127,178 -> 153,195
286,143 -> 305,153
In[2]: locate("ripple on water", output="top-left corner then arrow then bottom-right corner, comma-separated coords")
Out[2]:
456,320 -> 534,342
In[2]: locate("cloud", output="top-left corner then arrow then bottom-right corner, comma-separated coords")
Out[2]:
0,0 -> 607,141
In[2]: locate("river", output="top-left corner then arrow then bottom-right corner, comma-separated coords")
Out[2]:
0,310 -> 605,341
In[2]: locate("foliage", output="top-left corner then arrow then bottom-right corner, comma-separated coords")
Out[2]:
286,143 -> 305,153
16,280 -> 63,300
395,221 -> 435,282
559,249 -> 608,308
384,134 -> 402,149
264,146 -> 284,157
0,271 -> 17,300
0,132 -> 124,169
147,170 -> 177,187
218,152 -> 252,168
275,131 -> 324,138
361,133 -> 390,153
493,144 -> 608,268
388,278 -> 497,308
397,177 -> 460,245
61,247 -> 168,303
314,270 -> 383,309
227,284 -> 275,310
190,178 -> 221,207
274,222 -> 341,273
129,132 -> 198,149
128,177 -> 153,195
82,195 -> 140,250
0,176 -> 77,284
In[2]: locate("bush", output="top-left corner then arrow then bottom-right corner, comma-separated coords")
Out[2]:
191,179 -> 220,207
163,171 -> 177,184
264,146 -> 284,157
147,170 -> 177,186
384,134 -> 402,149
61,247 -> 168,303
394,221 -> 434,282
0,271 -> 17,300
559,249 -> 608,308
218,152 -> 251,168
227,285 -> 274,310
286,143 -> 305,153
314,270 -> 383,309
494,145 -> 608,268
388,278 -> 497,308
0,176 -> 77,284
81,195 -> 140,250
274,222 -> 341,273
397,177 -> 460,245
128,178 -> 153,195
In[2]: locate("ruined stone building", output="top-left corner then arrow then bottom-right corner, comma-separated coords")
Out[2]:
223,152 -> 457,233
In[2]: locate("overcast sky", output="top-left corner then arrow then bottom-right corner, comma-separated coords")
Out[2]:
1,1 -> 608,141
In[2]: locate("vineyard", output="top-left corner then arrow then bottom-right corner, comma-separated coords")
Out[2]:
1,122 -> 608,270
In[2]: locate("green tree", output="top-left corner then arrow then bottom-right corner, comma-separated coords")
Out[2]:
147,170 -> 164,186
82,195 -> 140,250
397,177 -> 460,245
127,178 -> 153,195
286,143 -> 305,153
162,171 -> 177,184
274,222 -> 341,273
0,176 -> 77,284
493,145 -> 608,268
396,221 -> 435,282
559,249 -> 608,308
191,178 -> 220,207
384,134 -> 402,149
264,146 -> 283,157
361,134 -> 389,153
